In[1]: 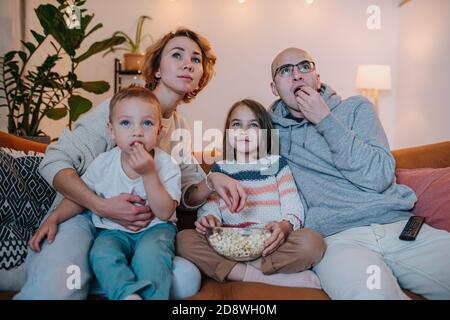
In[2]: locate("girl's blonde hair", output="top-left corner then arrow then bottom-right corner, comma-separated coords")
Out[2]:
142,28 -> 217,103
109,85 -> 161,124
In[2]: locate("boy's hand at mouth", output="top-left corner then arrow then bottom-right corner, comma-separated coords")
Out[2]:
129,143 -> 156,176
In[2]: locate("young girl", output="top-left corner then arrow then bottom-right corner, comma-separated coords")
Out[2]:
177,99 -> 326,288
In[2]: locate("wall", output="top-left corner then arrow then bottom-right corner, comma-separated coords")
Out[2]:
2,0 -> 411,149
0,0 -> 22,133
396,0 -> 450,148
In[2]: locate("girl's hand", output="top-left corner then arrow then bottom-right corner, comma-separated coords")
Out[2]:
262,220 -> 293,257
195,214 -> 221,235
129,144 -> 156,176
208,172 -> 247,213
28,216 -> 59,253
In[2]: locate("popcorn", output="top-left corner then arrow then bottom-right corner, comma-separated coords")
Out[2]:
207,227 -> 271,261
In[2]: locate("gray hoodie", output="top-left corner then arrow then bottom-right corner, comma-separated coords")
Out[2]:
270,84 -> 416,237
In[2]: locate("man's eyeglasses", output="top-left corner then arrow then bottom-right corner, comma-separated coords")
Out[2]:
273,60 -> 316,78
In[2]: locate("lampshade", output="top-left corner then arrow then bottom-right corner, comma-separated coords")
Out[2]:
356,64 -> 392,90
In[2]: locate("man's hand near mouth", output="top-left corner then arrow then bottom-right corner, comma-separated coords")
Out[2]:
294,86 -> 330,125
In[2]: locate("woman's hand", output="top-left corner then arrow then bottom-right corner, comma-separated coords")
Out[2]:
262,220 -> 293,257
195,214 -> 221,235
208,172 -> 247,213
129,143 -> 156,177
28,216 -> 59,253
98,194 -> 155,232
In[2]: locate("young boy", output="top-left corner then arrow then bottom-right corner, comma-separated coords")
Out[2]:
29,85 -> 181,300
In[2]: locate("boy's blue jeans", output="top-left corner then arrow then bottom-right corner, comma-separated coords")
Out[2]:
90,223 -> 176,300
14,211 -> 201,300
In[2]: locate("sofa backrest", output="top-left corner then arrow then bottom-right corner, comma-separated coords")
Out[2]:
2,131 -> 449,231
1,131 -> 449,171
392,141 -> 450,169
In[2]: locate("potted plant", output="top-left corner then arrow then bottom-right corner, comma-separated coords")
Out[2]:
0,0 -> 126,143
104,15 -> 152,72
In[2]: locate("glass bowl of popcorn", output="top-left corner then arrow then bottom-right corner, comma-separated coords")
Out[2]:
206,227 -> 272,261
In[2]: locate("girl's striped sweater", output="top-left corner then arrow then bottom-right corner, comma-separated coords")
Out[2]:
197,156 -> 304,230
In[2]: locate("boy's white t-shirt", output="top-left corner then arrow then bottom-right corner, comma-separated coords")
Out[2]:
81,146 -> 181,233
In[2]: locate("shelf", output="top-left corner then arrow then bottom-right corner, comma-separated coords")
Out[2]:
118,70 -> 142,75
114,58 -> 144,93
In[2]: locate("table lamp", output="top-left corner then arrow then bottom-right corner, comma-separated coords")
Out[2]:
356,64 -> 392,113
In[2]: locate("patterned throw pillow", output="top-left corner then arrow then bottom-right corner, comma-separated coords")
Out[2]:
0,148 -> 56,270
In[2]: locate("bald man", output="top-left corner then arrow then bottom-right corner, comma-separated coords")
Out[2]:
269,48 -> 450,299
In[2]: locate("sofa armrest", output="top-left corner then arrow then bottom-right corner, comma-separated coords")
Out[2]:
0,131 -> 47,153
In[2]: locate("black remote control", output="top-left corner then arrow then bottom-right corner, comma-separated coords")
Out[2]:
399,216 -> 425,241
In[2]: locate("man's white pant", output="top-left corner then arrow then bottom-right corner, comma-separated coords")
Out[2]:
313,219 -> 450,300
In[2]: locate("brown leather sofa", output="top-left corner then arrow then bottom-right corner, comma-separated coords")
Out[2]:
1,131 -> 449,300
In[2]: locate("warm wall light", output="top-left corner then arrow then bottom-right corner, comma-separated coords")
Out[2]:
238,0 -> 246,3
305,0 -> 314,4
356,64 -> 392,113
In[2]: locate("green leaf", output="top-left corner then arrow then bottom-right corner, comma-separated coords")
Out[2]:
36,5 -> 70,51
7,61 -> 19,73
85,23 -> 102,39
4,51 -> 17,62
30,30 -> 46,44
80,81 -> 110,94
74,35 -> 126,63
18,51 -> 27,64
36,4 -> 82,56
46,107 -> 67,120
68,71 -> 77,82
77,0 -> 87,6
21,41 -> 36,54
135,16 -> 152,50
112,31 -> 134,47
40,54 -> 59,71
68,95 -> 92,122
73,80 -> 83,88
80,13 -> 94,33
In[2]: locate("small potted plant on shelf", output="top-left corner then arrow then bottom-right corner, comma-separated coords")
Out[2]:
0,0 -> 126,143
104,15 -> 152,72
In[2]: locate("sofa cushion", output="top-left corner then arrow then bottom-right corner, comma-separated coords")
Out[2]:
0,148 -> 55,270
395,167 -> 450,232
187,279 -> 330,300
